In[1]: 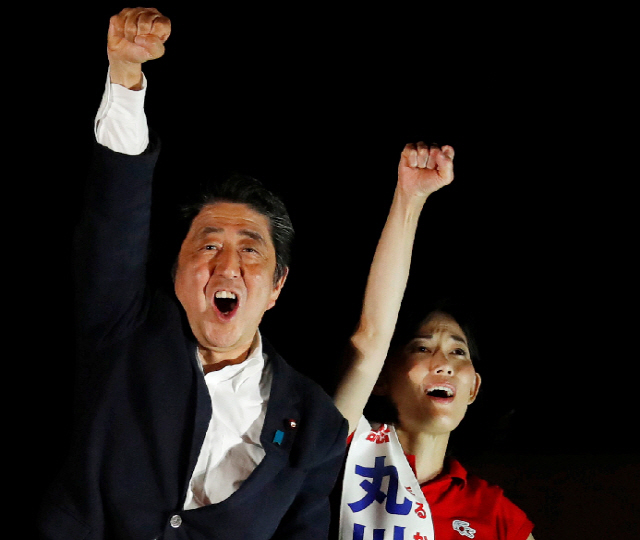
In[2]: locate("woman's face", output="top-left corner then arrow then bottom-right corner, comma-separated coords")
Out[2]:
385,312 -> 482,435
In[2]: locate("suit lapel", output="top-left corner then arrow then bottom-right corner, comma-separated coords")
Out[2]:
262,341 -> 301,452
239,340 -> 302,494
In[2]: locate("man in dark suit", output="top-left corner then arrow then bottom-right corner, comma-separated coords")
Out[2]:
38,7 -> 347,540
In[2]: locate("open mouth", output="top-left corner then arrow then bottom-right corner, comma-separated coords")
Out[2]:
213,291 -> 239,317
425,385 -> 455,400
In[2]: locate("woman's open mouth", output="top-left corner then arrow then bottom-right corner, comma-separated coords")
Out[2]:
425,384 -> 456,403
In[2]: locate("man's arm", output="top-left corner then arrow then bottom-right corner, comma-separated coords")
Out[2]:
74,8 -> 171,351
333,142 -> 455,434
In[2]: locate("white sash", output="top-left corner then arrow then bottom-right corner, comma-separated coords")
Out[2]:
339,416 -> 435,540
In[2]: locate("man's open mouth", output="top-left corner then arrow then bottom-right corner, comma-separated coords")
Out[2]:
214,291 -> 238,316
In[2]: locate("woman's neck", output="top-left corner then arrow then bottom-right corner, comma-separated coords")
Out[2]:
395,426 -> 450,484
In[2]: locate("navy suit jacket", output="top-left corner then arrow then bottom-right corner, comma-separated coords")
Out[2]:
38,136 -> 347,540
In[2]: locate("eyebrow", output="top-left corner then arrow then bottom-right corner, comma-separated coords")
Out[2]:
451,334 -> 468,345
414,333 -> 468,345
198,226 -> 267,244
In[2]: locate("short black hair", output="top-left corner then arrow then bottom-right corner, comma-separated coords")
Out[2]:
176,173 -> 294,284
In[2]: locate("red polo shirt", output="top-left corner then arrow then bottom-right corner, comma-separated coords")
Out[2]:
406,455 -> 534,540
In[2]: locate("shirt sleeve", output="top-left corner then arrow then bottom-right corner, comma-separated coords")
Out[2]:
94,69 -> 150,155
497,492 -> 534,540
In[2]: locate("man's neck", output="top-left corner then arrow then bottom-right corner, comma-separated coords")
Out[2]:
197,334 -> 260,374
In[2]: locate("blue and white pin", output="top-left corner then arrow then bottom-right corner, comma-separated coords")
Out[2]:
273,419 -> 298,445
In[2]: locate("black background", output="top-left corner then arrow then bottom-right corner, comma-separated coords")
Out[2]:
25,4 -> 637,539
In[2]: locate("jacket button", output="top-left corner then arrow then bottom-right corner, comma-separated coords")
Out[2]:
170,514 -> 182,528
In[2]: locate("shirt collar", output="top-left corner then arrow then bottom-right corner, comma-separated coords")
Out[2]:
196,332 -> 265,385
444,457 -> 468,486
405,454 -> 469,488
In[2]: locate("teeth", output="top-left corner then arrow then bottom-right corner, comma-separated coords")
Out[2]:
428,386 -> 454,397
215,291 -> 237,299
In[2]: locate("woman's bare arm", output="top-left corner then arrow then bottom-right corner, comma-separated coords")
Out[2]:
334,142 -> 455,433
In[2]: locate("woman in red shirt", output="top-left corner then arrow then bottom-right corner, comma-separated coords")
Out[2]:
334,142 -> 534,540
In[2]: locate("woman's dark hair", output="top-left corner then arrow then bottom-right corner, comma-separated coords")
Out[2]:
175,173 -> 294,284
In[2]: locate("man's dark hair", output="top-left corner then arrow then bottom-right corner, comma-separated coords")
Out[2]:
177,173 -> 294,284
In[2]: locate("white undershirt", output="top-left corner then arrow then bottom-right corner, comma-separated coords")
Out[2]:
93,72 -> 272,507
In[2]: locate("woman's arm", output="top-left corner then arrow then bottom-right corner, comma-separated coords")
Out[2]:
333,142 -> 455,433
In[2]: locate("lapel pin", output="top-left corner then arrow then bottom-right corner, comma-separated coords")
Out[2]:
273,430 -> 284,445
288,419 -> 297,429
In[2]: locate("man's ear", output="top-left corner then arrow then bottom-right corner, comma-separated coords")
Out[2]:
267,267 -> 289,310
468,372 -> 482,405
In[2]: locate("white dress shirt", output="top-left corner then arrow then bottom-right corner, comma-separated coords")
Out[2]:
184,334 -> 272,508
94,72 -> 272,508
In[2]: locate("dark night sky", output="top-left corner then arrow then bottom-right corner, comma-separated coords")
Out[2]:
24,4 -> 637,539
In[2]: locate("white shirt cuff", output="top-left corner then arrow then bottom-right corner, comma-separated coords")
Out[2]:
94,69 -> 150,155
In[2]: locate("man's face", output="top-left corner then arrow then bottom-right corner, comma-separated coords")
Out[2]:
386,312 -> 481,435
174,202 -> 287,362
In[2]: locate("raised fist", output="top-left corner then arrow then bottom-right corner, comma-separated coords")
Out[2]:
108,7 -> 171,64
398,142 -> 455,199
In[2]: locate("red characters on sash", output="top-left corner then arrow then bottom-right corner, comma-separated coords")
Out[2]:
414,502 -> 427,519
366,425 -> 391,444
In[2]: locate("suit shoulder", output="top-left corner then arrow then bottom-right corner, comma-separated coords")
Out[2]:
268,350 -> 347,450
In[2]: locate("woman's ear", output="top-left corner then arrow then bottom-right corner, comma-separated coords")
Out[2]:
468,372 -> 482,404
